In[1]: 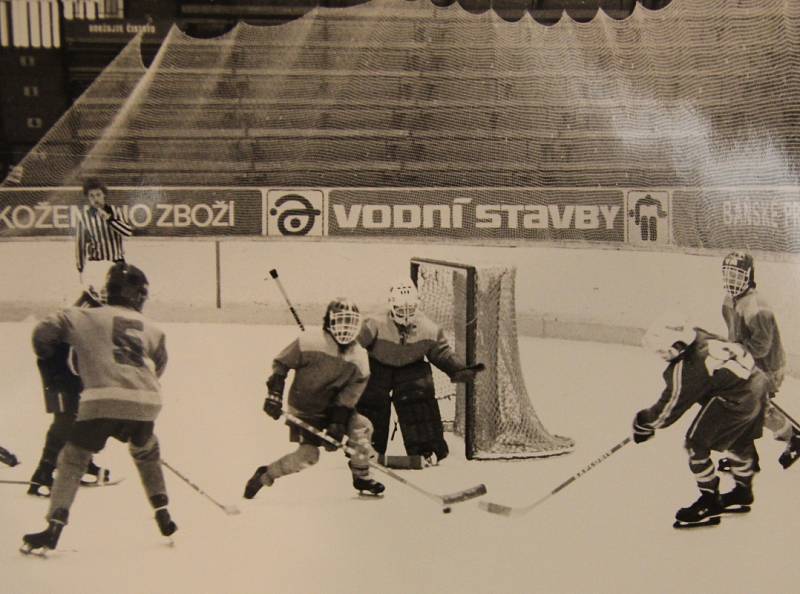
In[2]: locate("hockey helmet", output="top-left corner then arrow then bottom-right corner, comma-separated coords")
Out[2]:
722,251 -> 755,298
324,297 -> 362,345
388,279 -> 419,326
642,311 -> 695,361
105,262 -> 149,312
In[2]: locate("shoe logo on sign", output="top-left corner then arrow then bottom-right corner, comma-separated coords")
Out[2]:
267,191 -> 324,236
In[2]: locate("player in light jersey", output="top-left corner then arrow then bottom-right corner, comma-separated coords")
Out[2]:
21,263 -> 176,556
356,280 -> 481,466
243,298 -> 385,498
632,312 -> 769,528
718,251 -> 800,471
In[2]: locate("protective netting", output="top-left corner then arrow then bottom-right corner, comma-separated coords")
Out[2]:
2,0 -> 799,248
412,258 -> 574,459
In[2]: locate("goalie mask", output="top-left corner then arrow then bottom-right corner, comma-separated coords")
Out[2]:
642,311 -> 695,361
388,280 -> 419,326
722,251 -> 755,298
105,262 -> 149,312
324,298 -> 362,346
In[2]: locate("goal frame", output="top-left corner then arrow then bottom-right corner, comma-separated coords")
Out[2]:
410,257 -> 479,458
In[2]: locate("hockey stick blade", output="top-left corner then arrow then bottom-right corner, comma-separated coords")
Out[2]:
479,436 -> 632,518
442,483 -> 487,505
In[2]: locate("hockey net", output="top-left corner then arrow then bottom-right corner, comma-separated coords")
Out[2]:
410,257 -> 574,460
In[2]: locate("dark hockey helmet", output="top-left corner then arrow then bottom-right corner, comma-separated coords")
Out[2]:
323,297 -> 362,345
722,251 -> 755,298
642,311 -> 695,361
105,262 -> 149,312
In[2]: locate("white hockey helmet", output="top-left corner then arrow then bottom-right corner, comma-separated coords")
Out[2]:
722,251 -> 755,298
388,279 -> 420,326
324,297 -> 362,345
642,311 -> 695,361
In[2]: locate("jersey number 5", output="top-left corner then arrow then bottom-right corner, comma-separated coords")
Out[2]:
112,317 -> 145,367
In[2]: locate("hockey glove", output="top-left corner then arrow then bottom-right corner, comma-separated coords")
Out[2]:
450,363 -> 485,383
324,405 -> 352,452
632,412 -> 655,444
263,373 -> 286,420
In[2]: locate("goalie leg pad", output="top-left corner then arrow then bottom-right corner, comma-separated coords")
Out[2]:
393,373 -> 448,461
269,444 -> 320,479
356,380 -> 392,455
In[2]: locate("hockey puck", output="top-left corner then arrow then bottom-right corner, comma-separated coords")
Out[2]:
443,507 -> 452,514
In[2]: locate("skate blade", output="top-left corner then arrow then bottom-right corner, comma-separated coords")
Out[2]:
356,491 -> 385,499
80,477 -> 125,488
673,516 -> 722,529
721,505 -> 751,514
19,544 -> 51,558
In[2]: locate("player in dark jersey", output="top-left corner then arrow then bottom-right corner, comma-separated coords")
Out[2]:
718,251 -> 800,471
74,178 -> 133,307
243,298 -> 385,499
21,263 -> 176,556
632,312 -> 769,528
356,280 -> 482,466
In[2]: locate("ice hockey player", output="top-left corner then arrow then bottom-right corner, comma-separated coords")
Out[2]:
718,251 -> 800,472
26,322 -> 110,497
632,311 -> 769,529
21,262 -> 176,556
355,279 -> 483,467
243,297 -> 385,499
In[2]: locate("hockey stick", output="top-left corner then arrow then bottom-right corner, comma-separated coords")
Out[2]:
161,460 -> 241,515
769,400 -> 800,432
479,436 -> 632,518
283,411 -> 487,509
266,269 -> 305,331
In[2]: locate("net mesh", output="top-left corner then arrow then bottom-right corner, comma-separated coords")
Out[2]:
413,258 -> 574,459
2,0 -> 799,248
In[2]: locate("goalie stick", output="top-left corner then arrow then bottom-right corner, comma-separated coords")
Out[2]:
283,411 -> 487,509
267,269 -> 305,331
161,460 -> 241,515
479,436 -> 631,518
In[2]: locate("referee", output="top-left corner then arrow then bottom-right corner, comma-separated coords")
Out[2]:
74,178 -> 133,307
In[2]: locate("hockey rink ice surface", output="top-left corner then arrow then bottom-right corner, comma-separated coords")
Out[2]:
2,320 -> 799,594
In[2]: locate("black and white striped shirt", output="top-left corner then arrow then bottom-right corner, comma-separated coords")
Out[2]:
75,204 -> 133,272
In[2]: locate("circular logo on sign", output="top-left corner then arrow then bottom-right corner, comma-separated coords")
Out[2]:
270,195 -> 322,236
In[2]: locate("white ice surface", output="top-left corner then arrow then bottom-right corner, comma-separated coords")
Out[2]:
1,320 -> 799,594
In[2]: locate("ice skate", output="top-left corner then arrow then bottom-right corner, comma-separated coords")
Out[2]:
719,485 -> 753,514
27,462 -> 54,497
243,466 -> 273,499
673,491 -> 723,529
778,434 -> 800,469
353,477 -> 385,497
20,509 -> 67,557
81,460 -> 111,486
155,508 -> 178,537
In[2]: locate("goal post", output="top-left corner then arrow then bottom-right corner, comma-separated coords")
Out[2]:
410,257 -> 574,460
